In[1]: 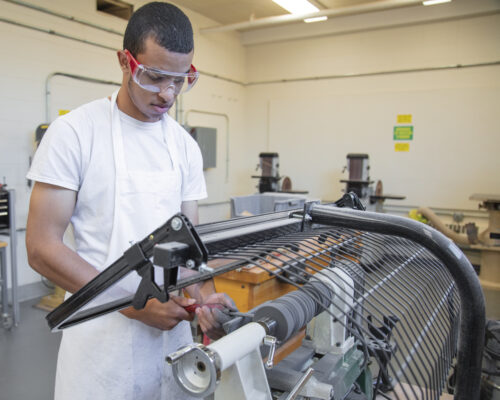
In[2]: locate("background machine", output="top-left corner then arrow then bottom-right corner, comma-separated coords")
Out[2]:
252,152 -> 307,195
252,152 -> 283,193
341,153 -> 405,212
46,196 -> 485,399
417,193 -> 500,321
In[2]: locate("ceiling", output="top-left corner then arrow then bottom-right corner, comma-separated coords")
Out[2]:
174,0 -> 391,26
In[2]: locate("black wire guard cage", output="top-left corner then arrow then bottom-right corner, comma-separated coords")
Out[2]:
46,203 -> 485,400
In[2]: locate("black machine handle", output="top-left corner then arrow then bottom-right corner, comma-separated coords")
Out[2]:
46,213 -> 208,330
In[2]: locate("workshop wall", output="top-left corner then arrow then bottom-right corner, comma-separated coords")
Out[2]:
1,0 -> 499,293
1,0 -> 123,292
0,0 -> 246,290
243,0 -> 500,209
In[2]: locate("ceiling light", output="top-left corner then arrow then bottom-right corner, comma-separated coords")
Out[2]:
272,0 -> 319,15
304,16 -> 328,23
422,0 -> 452,5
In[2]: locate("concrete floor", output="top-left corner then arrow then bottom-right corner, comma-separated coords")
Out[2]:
0,298 -> 61,400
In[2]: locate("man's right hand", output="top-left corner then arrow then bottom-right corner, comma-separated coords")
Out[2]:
120,295 -> 196,330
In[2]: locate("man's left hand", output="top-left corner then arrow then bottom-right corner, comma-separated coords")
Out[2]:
196,293 -> 237,340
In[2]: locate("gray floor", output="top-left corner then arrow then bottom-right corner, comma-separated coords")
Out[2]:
0,298 -> 61,400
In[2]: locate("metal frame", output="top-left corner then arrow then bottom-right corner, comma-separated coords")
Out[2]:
46,202 -> 485,398
47,209 -> 301,330
308,205 -> 485,399
0,189 -> 19,328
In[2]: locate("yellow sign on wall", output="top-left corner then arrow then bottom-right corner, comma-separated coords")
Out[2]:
395,143 -> 410,152
397,114 -> 412,124
58,110 -> 70,116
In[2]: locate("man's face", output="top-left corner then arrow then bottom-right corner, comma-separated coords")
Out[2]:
120,37 -> 194,122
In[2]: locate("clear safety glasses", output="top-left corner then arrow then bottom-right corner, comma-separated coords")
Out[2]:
124,49 -> 199,95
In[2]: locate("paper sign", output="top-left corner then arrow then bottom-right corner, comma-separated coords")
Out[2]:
397,114 -> 412,124
395,143 -> 410,152
393,126 -> 413,140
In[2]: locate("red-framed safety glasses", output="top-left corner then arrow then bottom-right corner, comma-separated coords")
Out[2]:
124,49 -> 199,94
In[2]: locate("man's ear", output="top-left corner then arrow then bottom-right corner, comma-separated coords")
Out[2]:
117,50 -> 129,72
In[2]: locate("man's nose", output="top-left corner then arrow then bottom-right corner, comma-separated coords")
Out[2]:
158,84 -> 176,102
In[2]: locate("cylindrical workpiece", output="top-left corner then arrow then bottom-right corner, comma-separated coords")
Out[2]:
208,322 -> 266,370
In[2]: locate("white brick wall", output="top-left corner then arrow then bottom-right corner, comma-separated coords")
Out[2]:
1,0 -> 499,290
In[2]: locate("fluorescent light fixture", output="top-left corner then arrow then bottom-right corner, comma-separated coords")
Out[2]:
304,16 -> 328,23
272,0 -> 319,15
422,0 -> 452,5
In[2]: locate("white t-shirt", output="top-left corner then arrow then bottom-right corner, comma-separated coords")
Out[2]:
118,109 -> 173,172
27,97 -> 207,270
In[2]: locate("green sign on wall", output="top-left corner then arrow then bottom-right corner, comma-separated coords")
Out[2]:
393,126 -> 413,140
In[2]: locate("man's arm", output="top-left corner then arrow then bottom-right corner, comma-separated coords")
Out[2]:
26,182 -> 195,330
26,182 -> 99,292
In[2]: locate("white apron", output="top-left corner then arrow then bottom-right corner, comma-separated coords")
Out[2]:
55,92 -> 194,400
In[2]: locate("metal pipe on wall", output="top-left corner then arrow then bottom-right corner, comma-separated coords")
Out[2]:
195,70 -> 245,86
246,61 -> 500,86
2,0 -> 123,36
45,72 -> 121,122
0,17 -> 118,52
8,190 -> 19,326
174,94 -> 183,125
3,13 -> 499,90
184,109 -> 230,184
200,0 -> 424,33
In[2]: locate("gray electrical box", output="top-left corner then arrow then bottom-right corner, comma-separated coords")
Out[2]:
185,126 -> 217,170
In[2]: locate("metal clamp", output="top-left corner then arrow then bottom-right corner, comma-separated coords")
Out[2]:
334,192 -> 366,211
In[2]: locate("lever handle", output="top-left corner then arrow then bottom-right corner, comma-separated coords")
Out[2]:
263,335 -> 277,369
166,343 -> 199,364
285,367 -> 315,400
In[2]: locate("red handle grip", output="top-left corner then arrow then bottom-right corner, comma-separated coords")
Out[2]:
184,303 -> 225,313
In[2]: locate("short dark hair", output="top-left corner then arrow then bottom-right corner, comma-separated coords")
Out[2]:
123,2 -> 194,56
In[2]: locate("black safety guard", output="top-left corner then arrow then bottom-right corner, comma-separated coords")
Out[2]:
46,213 -> 207,329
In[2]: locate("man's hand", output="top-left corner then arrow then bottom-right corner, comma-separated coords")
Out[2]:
196,293 -> 237,340
121,295 -> 196,331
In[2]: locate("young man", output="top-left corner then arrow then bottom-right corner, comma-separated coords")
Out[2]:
26,3 -> 233,399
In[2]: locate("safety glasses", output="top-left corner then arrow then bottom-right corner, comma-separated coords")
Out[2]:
124,49 -> 199,95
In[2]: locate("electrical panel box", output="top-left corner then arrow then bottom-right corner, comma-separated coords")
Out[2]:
185,126 -> 217,170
